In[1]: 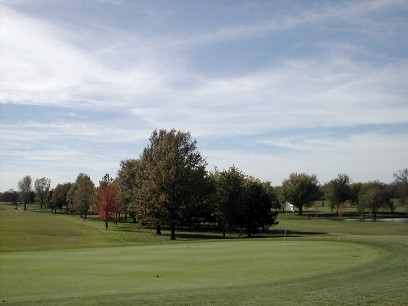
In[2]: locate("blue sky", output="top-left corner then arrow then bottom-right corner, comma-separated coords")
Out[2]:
1,0 -> 407,190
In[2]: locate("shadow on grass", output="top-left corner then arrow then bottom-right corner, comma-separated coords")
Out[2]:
269,229 -> 327,236
161,228 -> 327,240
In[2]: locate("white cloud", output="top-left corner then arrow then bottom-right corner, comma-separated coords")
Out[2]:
205,130 -> 408,185
0,5 -> 167,108
0,1 -> 407,190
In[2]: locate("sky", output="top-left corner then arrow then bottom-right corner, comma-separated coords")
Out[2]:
0,0 -> 407,191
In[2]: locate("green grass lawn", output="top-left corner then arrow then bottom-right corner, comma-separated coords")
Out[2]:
0,203 -> 407,305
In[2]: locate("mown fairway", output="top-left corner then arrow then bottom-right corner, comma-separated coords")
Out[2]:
1,204 -> 407,305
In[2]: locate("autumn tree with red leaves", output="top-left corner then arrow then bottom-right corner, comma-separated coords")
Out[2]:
97,174 -> 117,230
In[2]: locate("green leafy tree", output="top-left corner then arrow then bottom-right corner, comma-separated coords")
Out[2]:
34,177 -> 51,209
67,173 -> 86,213
73,174 -> 95,220
263,182 -> 281,211
324,174 -> 351,214
350,182 -> 364,208
134,129 -> 208,240
358,181 -> 392,217
281,173 -> 320,215
214,166 -> 246,238
393,168 -> 408,206
179,172 -> 216,230
214,167 -> 278,237
117,159 -> 141,222
50,183 -> 72,213
2,189 -> 19,206
18,175 -> 32,211
241,178 -> 278,237
274,186 -> 286,211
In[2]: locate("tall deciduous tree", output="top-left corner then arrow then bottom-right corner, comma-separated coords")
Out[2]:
18,175 -> 32,211
214,167 -> 278,237
241,178 -> 278,237
358,181 -> 392,217
50,183 -> 72,213
117,159 -> 141,222
350,182 -> 363,207
67,173 -> 86,213
135,129 -> 208,240
214,166 -> 246,238
97,174 -> 117,230
179,172 -> 215,229
34,177 -> 51,209
2,189 -> 19,206
73,174 -> 95,220
281,173 -> 320,215
324,174 -> 351,214
393,168 -> 408,206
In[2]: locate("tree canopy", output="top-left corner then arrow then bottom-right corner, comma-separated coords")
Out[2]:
117,159 -> 141,220
18,175 -> 32,211
50,182 -> 72,213
394,168 -> 408,206
358,181 -> 392,217
281,173 -> 320,215
73,174 -> 95,220
214,167 -> 278,237
324,174 -> 351,214
97,174 -> 118,230
34,177 -> 51,209
134,129 -> 208,240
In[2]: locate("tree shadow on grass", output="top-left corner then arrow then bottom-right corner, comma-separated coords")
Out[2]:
270,229 -> 327,236
173,233 -> 227,240
167,229 -> 328,240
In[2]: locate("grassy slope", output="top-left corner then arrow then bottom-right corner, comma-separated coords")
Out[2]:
0,205 -> 168,252
0,203 -> 407,305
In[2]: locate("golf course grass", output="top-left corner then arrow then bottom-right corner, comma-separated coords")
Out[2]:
1,203 -> 407,305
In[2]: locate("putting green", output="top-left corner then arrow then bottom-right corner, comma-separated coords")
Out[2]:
0,239 -> 383,304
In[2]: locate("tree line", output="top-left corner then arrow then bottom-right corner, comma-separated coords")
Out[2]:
1,129 -> 407,239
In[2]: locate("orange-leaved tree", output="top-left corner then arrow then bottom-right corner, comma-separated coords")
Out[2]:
98,174 -> 117,230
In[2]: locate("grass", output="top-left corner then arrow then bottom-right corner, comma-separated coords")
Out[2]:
0,205 -> 168,252
0,203 -> 407,305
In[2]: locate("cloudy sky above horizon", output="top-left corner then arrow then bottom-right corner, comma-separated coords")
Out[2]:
1,0 -> 407,190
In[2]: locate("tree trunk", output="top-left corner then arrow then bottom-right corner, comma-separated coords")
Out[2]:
247,229 -> 252,238
170,221 -> 176,240
105,219 -> 108,230
156,224 -> 162,235
298,205 -> 303,215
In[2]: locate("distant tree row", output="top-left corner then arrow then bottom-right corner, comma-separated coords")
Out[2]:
1,176 -> 49,210
1,129 -> 407,239
322,171 -> 408,217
